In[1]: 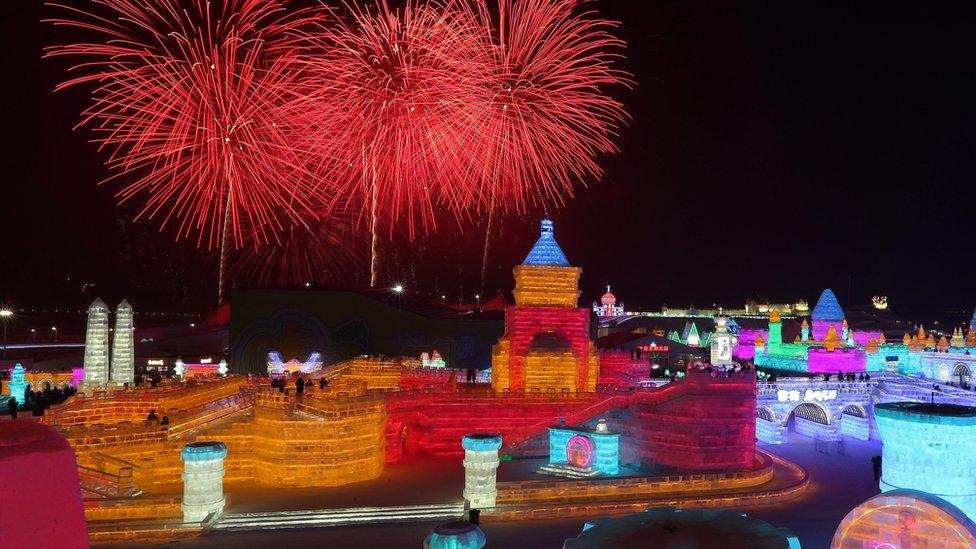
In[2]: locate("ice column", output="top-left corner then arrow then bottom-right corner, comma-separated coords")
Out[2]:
461,434 -> 502,509
83,298 -> 110,387
110,300 -> 134,384
181,442 -> 228,522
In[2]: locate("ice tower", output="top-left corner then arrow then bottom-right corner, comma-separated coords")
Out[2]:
110,300 -> 134,384
491,218 -> 599,392
811,289 -> 844,341
83,298 -> 110,387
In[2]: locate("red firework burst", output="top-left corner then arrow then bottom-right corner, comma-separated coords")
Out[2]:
462,0 -> 631,212
44,0 -> 337,252
304,0 -> 491,238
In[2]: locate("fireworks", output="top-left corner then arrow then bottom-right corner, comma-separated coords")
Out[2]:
463,0 -> 631,212
317,0 -> 490,229
300,0 -> 492,284
45,0 -> 340,299
46,0 -> 630,291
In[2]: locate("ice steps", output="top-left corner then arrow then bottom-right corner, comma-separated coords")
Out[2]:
211,502 -> 465,531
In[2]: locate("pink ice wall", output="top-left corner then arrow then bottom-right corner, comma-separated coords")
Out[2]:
0,421 -> 88,548
808,347 -> 866,373
733,329 -> 767,360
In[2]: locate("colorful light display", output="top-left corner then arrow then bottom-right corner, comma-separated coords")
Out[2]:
181,442 -> 228,522
266,352 -> 323,375
874,402 -> 976,522
461,434 -> 503,509
83,298 -> 110,387
491,219 -> 598,392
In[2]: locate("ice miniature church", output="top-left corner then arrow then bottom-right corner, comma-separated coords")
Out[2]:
491,218 -> 599,392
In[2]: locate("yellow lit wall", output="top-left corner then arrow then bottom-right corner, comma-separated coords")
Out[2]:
512,265 -> 581,307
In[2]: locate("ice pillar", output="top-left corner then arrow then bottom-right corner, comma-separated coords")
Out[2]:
181,442 -> 227,522
110,300 -> 134,384
461,434 -> 502,509
83,298 -> 110,387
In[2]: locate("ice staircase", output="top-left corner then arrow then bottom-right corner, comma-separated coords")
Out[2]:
77,453 -> 144,498
166,389 -> 255,440
211,502 -> 465,532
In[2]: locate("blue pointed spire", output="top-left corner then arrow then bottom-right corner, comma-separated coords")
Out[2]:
812,289 -> 844,321
522,217 -> 570,266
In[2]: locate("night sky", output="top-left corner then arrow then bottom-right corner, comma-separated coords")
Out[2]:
4,2 -> 976,320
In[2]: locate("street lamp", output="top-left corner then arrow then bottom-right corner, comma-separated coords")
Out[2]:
393,284 -> 404,294
51,326 -> 58,342
0,309 -> 11,359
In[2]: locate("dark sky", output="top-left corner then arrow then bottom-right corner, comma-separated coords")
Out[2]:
3,1 -> 976,319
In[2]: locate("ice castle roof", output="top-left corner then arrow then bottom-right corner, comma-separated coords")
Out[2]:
522,218 -> 570,267
812,289 -> 844,321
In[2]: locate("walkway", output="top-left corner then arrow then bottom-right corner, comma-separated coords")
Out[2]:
93,435 -> 881,548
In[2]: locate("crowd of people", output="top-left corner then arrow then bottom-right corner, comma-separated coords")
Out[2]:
822,371 -> 871,382
5,382 -> 77,419
269,375 -> 329,395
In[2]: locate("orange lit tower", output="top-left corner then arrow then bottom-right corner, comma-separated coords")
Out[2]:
491,218 -> 599,392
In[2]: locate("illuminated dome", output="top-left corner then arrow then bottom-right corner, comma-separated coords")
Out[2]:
522,218 -> 570,266
601,286 -> 616,305
811,289 -> 844,321
768,309 -> 781,323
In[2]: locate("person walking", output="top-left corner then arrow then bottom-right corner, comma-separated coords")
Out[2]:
7,397 -> 16,419
871,454 -> 883,482
296,377 -> 305,396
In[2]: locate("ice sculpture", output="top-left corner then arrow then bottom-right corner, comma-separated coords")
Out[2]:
8,363 -> 27,406
181,442 -> 228,522
110,300 -> 134,384
491,218 -> 598,392
461,434 -> 502,509
82,298 -> 110,387
267,352 -> 323,374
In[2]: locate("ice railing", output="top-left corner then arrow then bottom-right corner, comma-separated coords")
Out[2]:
757,377 -> 874,397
